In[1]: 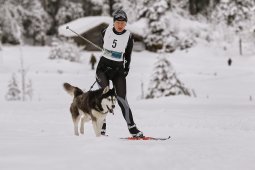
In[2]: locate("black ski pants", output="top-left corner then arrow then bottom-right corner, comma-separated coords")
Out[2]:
96,57 -> 135,133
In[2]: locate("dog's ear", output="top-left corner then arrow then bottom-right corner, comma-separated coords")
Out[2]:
102,86 -> 109,94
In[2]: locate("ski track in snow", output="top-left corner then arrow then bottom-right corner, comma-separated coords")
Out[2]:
0,45 -> 255,170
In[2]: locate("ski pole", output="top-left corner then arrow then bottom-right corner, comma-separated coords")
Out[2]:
66,26 -> 103,51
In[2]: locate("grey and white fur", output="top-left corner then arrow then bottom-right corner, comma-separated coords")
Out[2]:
63,83 -> 116,137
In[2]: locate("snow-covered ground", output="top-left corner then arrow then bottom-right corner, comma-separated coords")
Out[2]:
0,44 -> 255,170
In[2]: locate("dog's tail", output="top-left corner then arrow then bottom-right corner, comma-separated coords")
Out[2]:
63,83 -> 83,97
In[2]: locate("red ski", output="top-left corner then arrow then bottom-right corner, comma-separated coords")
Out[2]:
120,136 -> 170,141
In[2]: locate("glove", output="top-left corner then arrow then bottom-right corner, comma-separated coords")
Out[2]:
123,68 -> 129,77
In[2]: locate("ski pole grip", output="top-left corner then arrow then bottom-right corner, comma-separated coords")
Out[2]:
66,26 -> 69,30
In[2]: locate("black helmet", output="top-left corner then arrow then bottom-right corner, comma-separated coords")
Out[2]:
113,9 -> 127,22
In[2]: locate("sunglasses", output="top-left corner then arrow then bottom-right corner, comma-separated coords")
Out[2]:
114,13 -> 126,20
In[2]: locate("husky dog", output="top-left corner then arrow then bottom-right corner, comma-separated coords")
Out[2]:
63,83 -> 116,136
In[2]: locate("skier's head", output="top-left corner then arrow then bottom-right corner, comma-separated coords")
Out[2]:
113,9 -> 127,32
113,9 -> 128,22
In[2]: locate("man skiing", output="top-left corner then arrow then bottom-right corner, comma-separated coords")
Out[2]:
96,9 -> 143,137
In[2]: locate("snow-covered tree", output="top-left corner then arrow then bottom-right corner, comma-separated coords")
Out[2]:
19,0 -> 52,45
137,0 -> 170,52
25,79 -> 33,101
210,0 -> 255,55
5,73 -> 21,101
120,0 -> 139,22
40,0 -> 61,35
102,1 -> 110,16
146,55 -> 191,99
106,0 -> 122,15
55,1 -> 84,25
112,0 -> 123,13
0,0 -> 51,45
5,72 -> 33,101
0,1 -> 22,44
136,0 -> 195,53
49,38 -> 82,62
211,0 -> 255,32
136,0 -> 204,53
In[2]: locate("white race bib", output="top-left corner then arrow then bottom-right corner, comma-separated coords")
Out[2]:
103,26 -> 130,61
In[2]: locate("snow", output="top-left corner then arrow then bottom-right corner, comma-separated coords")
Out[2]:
126,18 -> 148,37
58,16 -> 147,38
58,16 -> 113,37
0,43 -> 255,170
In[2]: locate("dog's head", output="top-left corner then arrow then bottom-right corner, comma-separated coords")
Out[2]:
101,86 -> 116,114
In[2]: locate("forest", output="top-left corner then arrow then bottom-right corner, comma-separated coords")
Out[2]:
0,0 -> 255,53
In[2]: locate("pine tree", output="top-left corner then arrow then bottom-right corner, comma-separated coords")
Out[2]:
55,1 -> 84,25
146,55 -> 191,99
102,0 -> 110,16
211,0 -> 255,31
0,0 -> 51,45
0,1 -> 21,44
5,73 -> 21,101
137,0 -> 191,53
121,0 -> 139,22
139,0 -> 170,52
19,0 -> 52,45
79,0 -> 102,16
25,79 -> 33,101
40,0 -> 61,35
102,0 -> 122,16
112,0 -> 123,13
